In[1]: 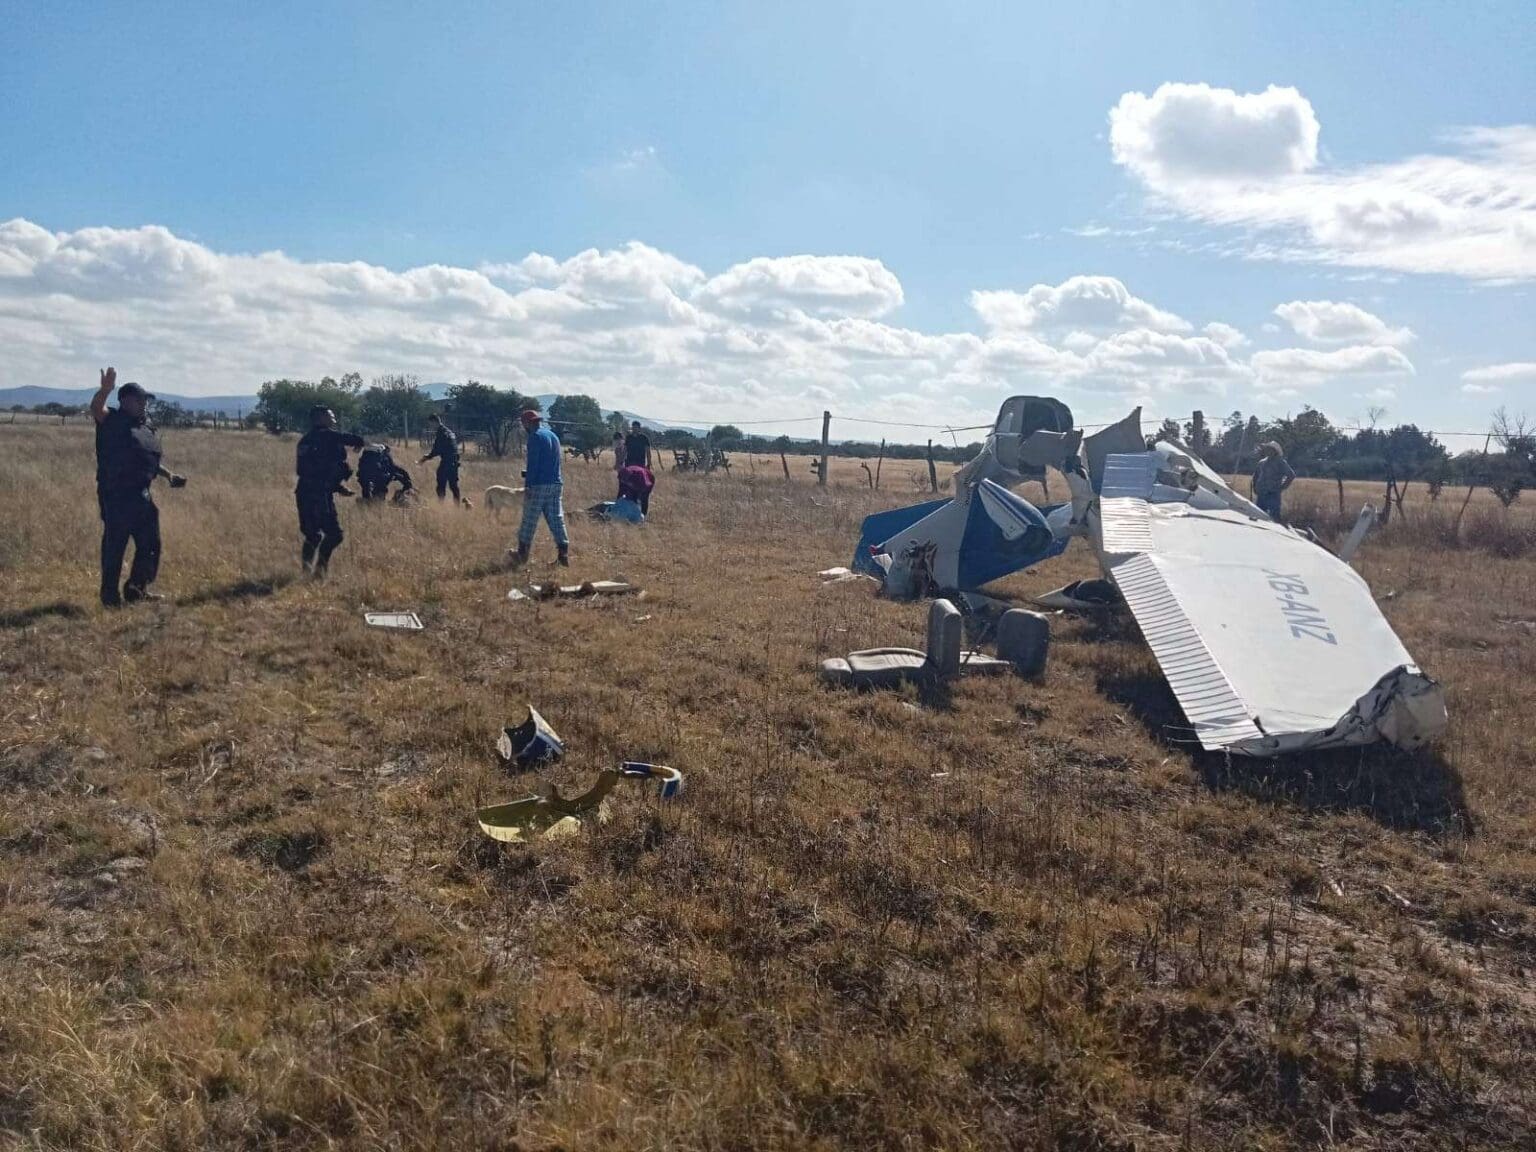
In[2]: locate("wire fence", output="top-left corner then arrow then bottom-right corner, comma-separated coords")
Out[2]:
531,407 -> 1503,448
6,398 -> 1508,452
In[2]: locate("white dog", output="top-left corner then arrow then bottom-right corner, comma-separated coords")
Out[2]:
483,485 -> 523,515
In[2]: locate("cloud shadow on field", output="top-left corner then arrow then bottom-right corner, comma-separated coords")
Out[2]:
176,575 -> 293,608
1097,667 -> 1475,838
0,601 -> 87,629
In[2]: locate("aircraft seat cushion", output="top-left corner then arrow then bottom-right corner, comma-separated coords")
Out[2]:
997,609 -> 1051,676
820,649 -> 929,688
959,652 -> 1012,675
927,599 -> 963,677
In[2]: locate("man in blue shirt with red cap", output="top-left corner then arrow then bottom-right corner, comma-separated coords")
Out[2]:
508,409 -> 570,567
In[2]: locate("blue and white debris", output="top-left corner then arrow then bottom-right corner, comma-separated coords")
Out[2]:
848,396 -> 1447,756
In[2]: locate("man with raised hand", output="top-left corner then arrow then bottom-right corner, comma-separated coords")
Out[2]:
91,368 -> 187,608
295,405 -> 365,577
508,409 -> 570,568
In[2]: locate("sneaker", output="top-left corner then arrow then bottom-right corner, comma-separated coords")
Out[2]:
122,588 -> 163,604
506,547 -> 530,569
557,550 -> 571,568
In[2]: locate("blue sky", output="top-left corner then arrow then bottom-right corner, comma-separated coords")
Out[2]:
2,1 -> 1532,440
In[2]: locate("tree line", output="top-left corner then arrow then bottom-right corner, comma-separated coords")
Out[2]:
246,375 -> 984,463
11,381 -> 1532,504
1154,406 -> 1531,500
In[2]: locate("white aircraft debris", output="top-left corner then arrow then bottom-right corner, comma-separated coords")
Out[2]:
845,397 -> 1447,756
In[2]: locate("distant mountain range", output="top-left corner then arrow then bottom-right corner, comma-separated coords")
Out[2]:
0,385 -> 258,417
0,384 -> 709,433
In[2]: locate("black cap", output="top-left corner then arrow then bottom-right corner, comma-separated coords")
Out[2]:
118,382 -> 154,401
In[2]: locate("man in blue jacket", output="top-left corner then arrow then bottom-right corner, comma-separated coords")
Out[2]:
508,409 -> 570,567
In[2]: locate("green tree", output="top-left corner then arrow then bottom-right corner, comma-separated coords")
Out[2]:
446,381 -> 535,457
358,374 -> 432,437
1264,407 -> 1337,472
37,401 -> 83,424
660,428 -> 698,450
148,399 -> 194,428
254,376 -> 363,434
548,394 -> 607,453
708,424 -> 746,449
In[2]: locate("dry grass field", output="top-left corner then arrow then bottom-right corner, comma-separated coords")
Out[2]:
2,423 -> 1535,1150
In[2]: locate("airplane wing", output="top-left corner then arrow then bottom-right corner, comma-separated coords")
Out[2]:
1093,450 -> 1446,755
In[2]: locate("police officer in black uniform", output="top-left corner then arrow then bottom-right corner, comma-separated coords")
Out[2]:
419,414 -> 462,503
357,443 -> 415,502
295,405 -> 365,576
89,368 -> 187,607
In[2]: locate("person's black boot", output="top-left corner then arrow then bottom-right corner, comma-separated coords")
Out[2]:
507,546 -> 530,569
557,547 -> 570,568
123,586 -> 163,604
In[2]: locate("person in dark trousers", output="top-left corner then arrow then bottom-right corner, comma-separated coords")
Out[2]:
90,369 -> 187,607
420,414 -> 462,503
295,406 -> 365,576
508,409 -> 570,567
357,443 -> 414,502
623,420 -> 652,469
1252,440 -> 1297,521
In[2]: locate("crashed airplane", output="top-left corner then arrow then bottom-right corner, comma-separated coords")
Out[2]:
850,397 -> 1448,756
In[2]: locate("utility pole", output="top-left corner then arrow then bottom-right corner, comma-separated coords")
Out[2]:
819,410 -> 831,487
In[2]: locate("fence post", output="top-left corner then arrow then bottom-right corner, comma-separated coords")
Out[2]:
1453,433 -> 1491,538
819,411 -> 830,487
927,440 -> 939,494
780,450 -> 790,480
875,438 -> 885,489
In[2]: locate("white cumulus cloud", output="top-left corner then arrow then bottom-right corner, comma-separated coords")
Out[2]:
1109,84 -> 1536,281
0,217 -> 1458,431
1202,321 -> 1248,349
1251,344 -> 1416,387
695,255 -> 903,319
1273,300 -> 1413,346
1461,361 -> 1536,384
1110,82 -> 1320,183
971,275 -> 1189,333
